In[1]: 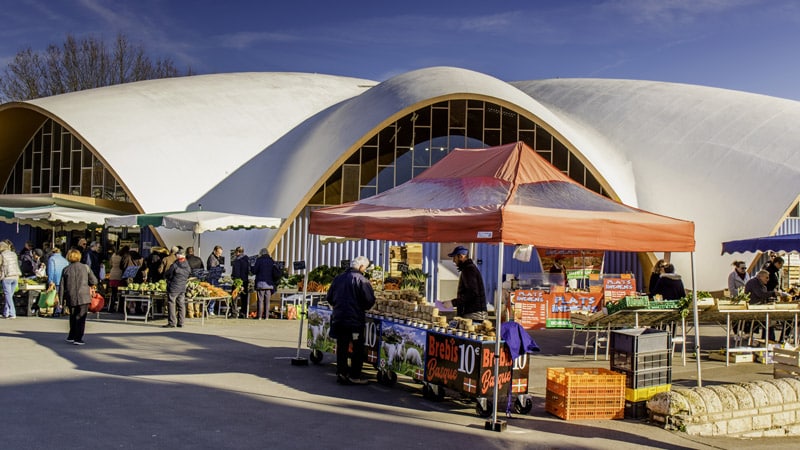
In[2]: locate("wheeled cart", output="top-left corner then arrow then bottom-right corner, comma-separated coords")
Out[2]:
307,306 -> 534,417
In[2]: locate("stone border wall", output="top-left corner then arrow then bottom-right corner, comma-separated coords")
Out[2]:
647,378 -> 800,437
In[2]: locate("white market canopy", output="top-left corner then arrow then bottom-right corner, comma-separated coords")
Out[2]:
104,210 -> 282,234
0,205 -> 121,231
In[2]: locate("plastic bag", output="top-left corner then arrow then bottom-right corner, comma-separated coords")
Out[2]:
89,289 -> 105,313
38,290 -> 57,308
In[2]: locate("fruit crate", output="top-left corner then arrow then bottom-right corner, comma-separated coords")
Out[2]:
613,366 -> 672,389
610,328 -> 670,354
545,368 -> 625,420
611,349 -> 671,373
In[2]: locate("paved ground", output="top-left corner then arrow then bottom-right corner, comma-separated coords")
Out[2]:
2,313 -> 800,449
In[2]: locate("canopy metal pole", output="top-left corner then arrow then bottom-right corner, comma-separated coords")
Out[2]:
690,252 -> 702,387
292,233 -> 311,365
488,242 -> 505,430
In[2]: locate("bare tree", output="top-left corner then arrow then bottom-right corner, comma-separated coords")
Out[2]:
0,33 -> 191,102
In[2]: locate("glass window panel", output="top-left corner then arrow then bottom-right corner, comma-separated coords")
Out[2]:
32,153 -> 41,186
519,115 -> 535,131
536,127 -> 552,151
24,143 -> 32,170
378,142 -> 395,166
519,131 -> 535,147
324,180 -> 341,205
432,108 -> 448,137
81,169 -> 91,196
377,166 -> 394,193
552,140 -> 569,171
413,167 -> 429,178
360,147 -> 377,186
484,129 -> 500,147
413,143 -> 430,166
485,104 -> 501,129
395,115 -> 413,148
71,152 -> 80,182
71,135 -> 81,151
359,185 -> 377,199
309,187 -> 324,205
379,128 -> 394,152
342,165 -> 360,203
345,150 -> 360,165
82,148 -> 92,166
448,130 -> 466,149
584,173 -> 602,194
41,169 -> 50,192
413,125 -> 430,146
569,157 -> 584,184
23,170 -> 31,193
413,107 -> 431,127
467,109 -> 484,141
449,100 -> 466,127
501,108 -> 518,144
467,99 -> 483,109
432,101 -> 448,108
395,150 -> 412,186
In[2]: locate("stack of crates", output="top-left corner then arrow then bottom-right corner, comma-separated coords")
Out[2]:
545,367 -> 625,420
610,328 -> 672,419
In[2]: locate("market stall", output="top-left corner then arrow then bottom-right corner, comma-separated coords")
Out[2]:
307,141 -> 696,428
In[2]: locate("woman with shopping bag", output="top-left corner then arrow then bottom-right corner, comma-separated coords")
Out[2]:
59,249 -> 98,346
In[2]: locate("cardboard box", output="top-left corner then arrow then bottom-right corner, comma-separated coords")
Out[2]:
708,352 -> 754,363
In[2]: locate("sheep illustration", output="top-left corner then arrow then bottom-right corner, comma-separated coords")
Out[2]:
404,347 -> 423,366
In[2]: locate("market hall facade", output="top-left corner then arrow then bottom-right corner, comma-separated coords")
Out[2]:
0,66 -> 798,299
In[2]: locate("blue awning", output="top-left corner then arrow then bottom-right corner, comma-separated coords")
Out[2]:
721,233 -> 800,254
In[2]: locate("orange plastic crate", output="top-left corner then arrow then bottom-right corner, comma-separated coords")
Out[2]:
545,368 -> 625,420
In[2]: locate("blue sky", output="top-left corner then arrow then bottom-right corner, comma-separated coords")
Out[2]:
3,0 -> 800,100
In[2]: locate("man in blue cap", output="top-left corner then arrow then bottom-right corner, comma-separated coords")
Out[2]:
447,245 -> 487,321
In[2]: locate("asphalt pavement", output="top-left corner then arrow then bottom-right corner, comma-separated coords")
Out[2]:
2,312 -> 800,449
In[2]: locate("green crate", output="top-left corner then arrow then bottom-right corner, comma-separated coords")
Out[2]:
606,296 -> 649,315
648,300 -> 681,310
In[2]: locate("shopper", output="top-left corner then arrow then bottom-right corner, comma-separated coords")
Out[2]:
206,245 -> 224,315
648,259 -> 666,298
251,248 -> 279,320
163,250 -> 191,328
447,245 -> 487,321
185,247 -> 204,272
82,241 -> 103,280
0,241 -> 22,319
326,255 -> 375,385
652,263 -> 686,300
108,245 -> 128,312
60,248 -> 98,345
230,246 -> 250,318
727,260 -> 751,296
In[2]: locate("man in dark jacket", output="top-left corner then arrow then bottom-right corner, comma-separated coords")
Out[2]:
230,246 -> 250,318
82,241 -> 103,280
251,248 -> 278,320
326,255 -> 376,385
447,245 -> 487,321
163,250 -> 191,328
765,256 -> 784,292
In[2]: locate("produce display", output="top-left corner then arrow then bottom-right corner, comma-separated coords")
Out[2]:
367,289 -> 496,340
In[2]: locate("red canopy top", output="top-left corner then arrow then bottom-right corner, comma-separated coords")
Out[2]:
310,142 -> 695,252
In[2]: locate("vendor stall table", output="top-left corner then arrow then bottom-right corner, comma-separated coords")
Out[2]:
699,308 -> 800,366
186,296 -> 232,326
121,291 -> 167,323
13,284 -> 46,316
280,292 -> 326,319
570,309 -> 684,361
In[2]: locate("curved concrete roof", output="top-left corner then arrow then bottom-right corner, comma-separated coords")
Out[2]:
513,78 -> 800,288
18,72 -> 375,212
2,68 -> 798,289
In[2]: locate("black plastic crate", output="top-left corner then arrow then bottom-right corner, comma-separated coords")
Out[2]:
611,328 -> 669,354
612,366 -> 672,389
611,349 -> 671,373
624,400 -> 649,419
